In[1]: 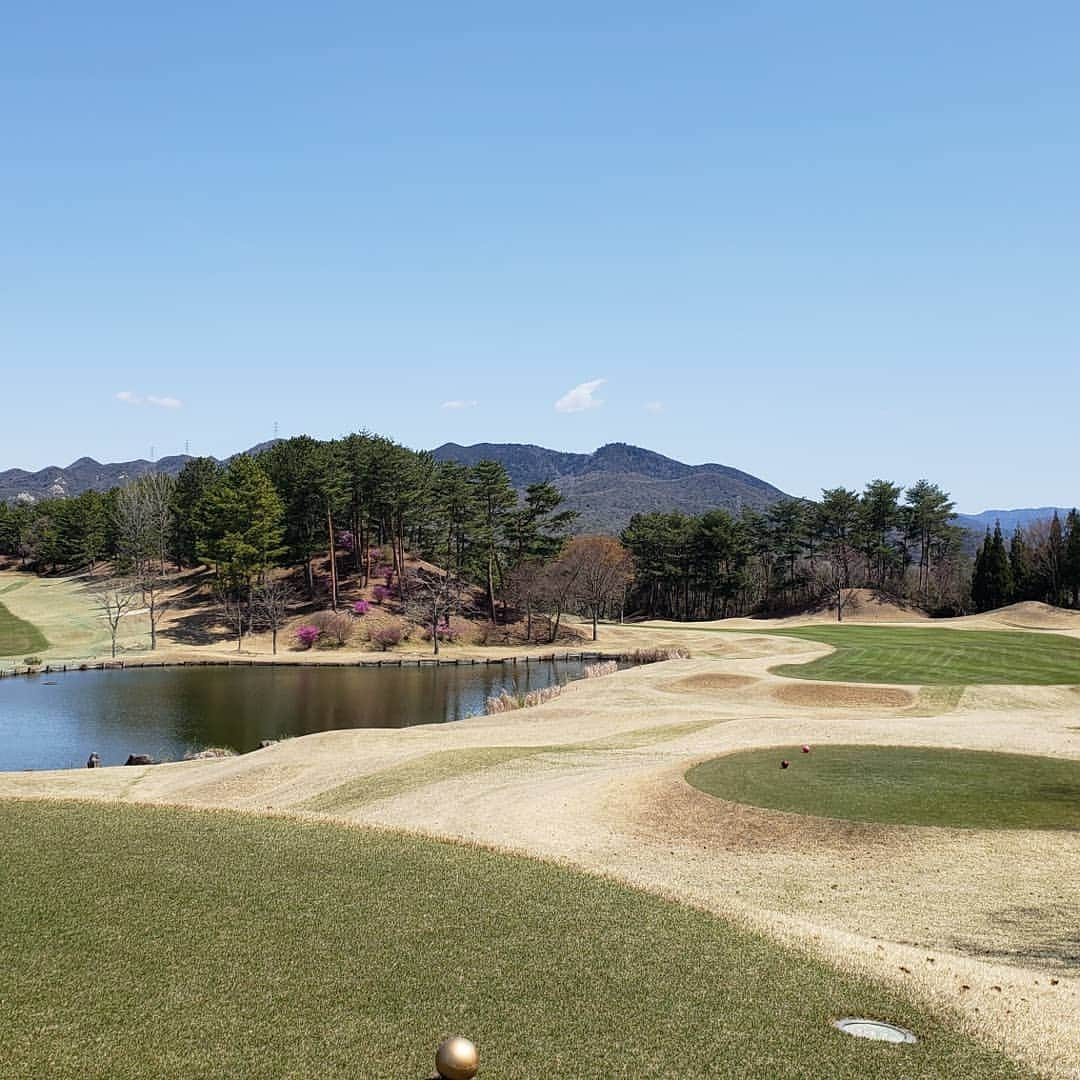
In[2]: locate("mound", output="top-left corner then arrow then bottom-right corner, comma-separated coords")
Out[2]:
766,589 -> 928,625
773,683 -> 915,709
970,601 -> 1080,631
664,673 -> 758,694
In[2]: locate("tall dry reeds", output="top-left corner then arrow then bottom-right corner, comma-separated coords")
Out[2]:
583,660 -> 619,679
627,647 -> 690,664
484,685 -> 563,715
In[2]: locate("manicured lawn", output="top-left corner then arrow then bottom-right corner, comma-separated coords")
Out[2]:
0,801 -> 1030,1079
686,746 -> 1080,830
766,626 -> 1080,684
0,600 -> 48,658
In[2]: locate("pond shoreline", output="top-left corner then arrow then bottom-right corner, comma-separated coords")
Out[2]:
0,650 -> 626,680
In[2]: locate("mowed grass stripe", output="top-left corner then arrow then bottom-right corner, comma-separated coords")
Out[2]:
687,746 -> 1080,830
0,600 -> 48,657
0,801 -> 1031,1079
765,626 -> 1080,685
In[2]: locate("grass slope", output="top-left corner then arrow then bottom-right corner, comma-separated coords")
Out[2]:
0,600 -> 48,658
767,626 -> 1080,684
686,746 -> 1080,830
0,801 -> 1030,1079
303,721 -> 722,813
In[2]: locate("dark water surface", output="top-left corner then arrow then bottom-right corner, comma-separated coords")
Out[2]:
0,661 -> 594,771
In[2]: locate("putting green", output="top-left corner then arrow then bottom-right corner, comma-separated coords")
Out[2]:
0,600 -> 48,658
686,746 -> 1080,830
0,801 -> 1030,1078
766,626 -> 1080,685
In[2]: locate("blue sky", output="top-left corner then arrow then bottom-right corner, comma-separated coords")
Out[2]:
2,2 -> 1077,512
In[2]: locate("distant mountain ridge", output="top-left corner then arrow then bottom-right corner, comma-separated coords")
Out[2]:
3,440 -> 1072,541
954,507 -> 1075,534
432,441 -> 789,533
0,442 -> 278,504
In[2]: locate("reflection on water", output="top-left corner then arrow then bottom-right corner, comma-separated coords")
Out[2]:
0,661 -> 594,771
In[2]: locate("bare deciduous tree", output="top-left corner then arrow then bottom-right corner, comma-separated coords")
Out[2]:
251,576 -> 293,655
116,473 -> 175,574
214,576 -> 246,652
404,566 -> 464,655
562,536 -> 634,641
536,554 -> 582,643
138,569 -> 169,651
506,560 -> 545,643
92,579 -> 139,658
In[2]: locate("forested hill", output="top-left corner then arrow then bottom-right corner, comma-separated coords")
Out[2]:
432,441 -> 789,534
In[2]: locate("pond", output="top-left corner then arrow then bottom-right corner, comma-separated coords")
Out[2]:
0,660 -> 600,772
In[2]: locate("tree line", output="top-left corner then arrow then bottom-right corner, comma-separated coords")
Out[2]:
3,439 -> 1076,637
0,432 -> 634,649
621,480 -> 969,620
970,511 -> 1080,612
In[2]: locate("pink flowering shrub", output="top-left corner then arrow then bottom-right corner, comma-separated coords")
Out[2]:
372,585 -> 390,604
295,625 -> 321,649
352,600 -> 370,616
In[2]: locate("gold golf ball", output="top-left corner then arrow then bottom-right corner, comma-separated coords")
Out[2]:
435,1035 -> 479,1080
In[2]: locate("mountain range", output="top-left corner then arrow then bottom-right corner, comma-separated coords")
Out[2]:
953,508 -> 1075,534
1,441 -> 1072,538
0,443 -> 278,506
431,442 -> 788,533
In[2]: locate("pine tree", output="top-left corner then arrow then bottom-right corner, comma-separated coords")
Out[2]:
1063,509 -> 1080,608
1009,527 -> 1034,602
469,460 -> 518,623
971,531 -> 991,612
986,522 -> 1013,609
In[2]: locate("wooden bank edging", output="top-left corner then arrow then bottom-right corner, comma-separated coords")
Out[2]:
0,651 -> 628,680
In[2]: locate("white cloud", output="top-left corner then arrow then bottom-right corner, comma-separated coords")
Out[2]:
115,391 -> 183,409
645,401 -> 666,414
441,399 -> 478,410
555,379 -> 606,414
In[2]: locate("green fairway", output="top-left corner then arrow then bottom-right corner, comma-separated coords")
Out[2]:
766,625 -> 1080,684
0,802 -> 1030,1079
686,746 -> 1080,830
0,600 -> 48,658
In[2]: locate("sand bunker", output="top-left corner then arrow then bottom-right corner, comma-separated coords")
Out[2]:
664,673 -> 759,694
772,683 -> 915,709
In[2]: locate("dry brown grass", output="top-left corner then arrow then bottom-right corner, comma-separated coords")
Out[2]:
772,683 -> 915,708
